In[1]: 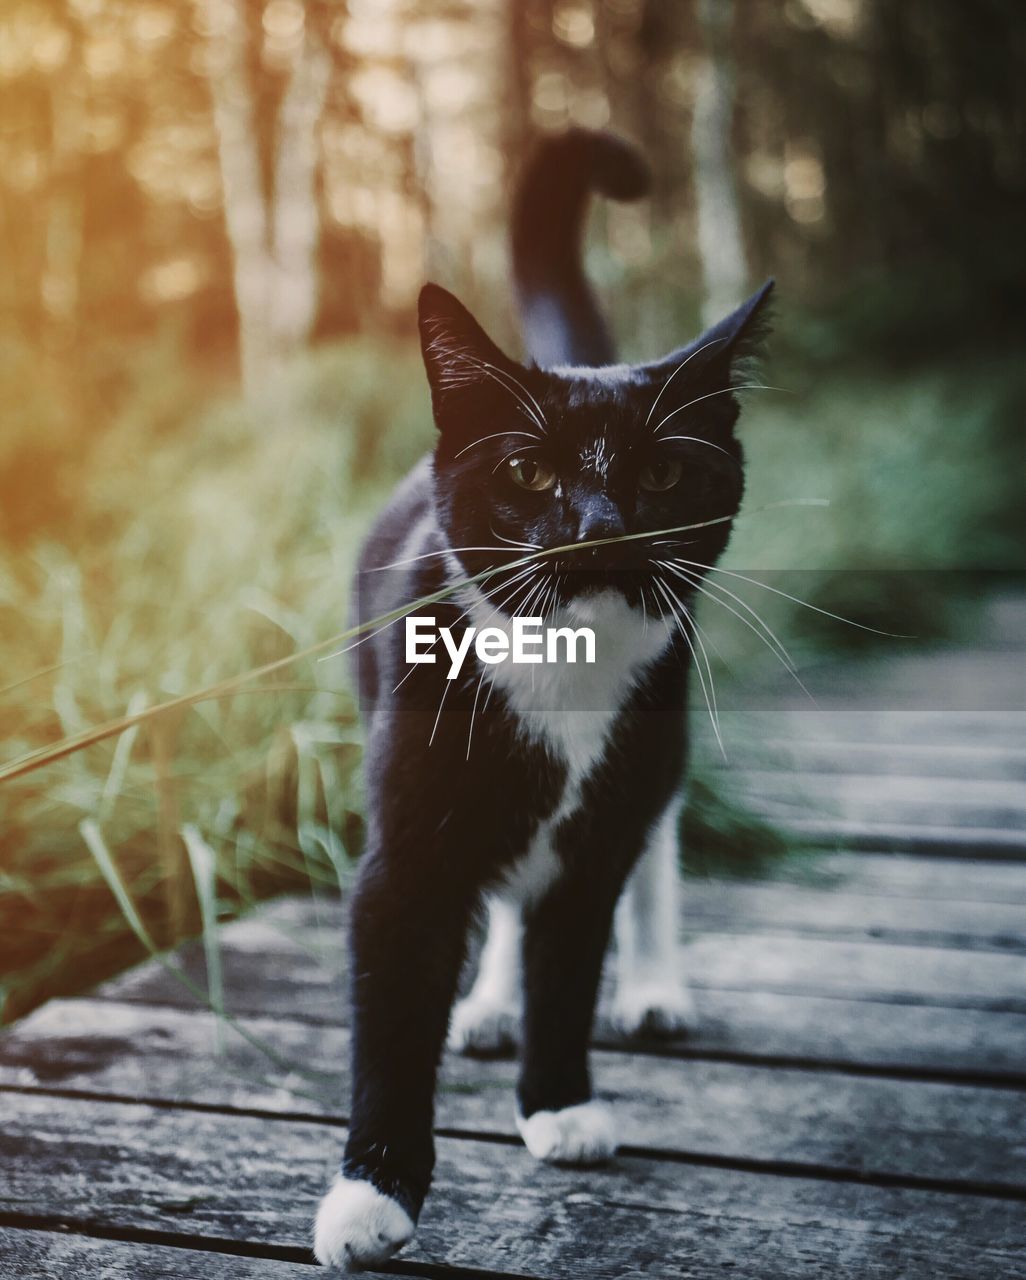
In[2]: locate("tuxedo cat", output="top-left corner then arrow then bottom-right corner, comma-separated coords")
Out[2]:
314,129 -> 772,1270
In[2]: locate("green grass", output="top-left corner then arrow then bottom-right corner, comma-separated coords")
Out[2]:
0,334 -> 1022,1021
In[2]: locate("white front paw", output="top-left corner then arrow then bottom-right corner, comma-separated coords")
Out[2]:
313,1176 -> 414,1271
447,995 -> 520,1055
610,980 -> 697,1037
517,1100 -> 617,1165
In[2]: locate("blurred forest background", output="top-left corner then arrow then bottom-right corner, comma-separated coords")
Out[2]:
1,0 -> 1025,1021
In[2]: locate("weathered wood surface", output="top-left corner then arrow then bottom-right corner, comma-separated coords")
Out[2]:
0,1230 -> 388,1280
706,642 -> 1026,848
19,984 -> 1026,1085
3,997 -> 1025,1190
731,769 -> 1026,829
4,878 -> 1026,1276
717,710 -> 1026,750
777,850 -> 1026,901
714,739 -> 1026,781
3,618 -> 1025,1277
752,818 -> 1026,859
99,895 -> 1026,1019
265,864 -> 1026,949
2,1092 -> 1025,1280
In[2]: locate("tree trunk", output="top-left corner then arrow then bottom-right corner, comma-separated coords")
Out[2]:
270,31 -> 332,355
201,0 -> 276,399
202,0 -> 331,402
692,0 -> 747,325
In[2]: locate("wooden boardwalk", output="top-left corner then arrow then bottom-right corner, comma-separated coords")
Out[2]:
2,607 -> 1025,1277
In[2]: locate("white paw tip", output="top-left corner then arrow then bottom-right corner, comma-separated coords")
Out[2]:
611,982 -> 697,1037
447,996 -> 520,1054
313,1176 -> 414,1270
517,1100 -> 618,1165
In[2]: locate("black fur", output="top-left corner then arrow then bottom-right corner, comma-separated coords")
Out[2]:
338,130 -> 773,1225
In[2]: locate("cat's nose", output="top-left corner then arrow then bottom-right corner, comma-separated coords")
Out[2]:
576,498 -> 625,548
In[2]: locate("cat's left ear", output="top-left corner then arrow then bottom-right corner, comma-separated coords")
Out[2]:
418,283 -> 525,433
643,279 -> 775,412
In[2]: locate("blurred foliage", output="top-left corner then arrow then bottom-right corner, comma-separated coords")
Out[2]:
1,328 -> 1023,1019
1,0 -> 1025,1019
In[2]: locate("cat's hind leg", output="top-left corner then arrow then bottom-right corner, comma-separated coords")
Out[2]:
610,798 -> 696,1037
448,896 -> 522,1055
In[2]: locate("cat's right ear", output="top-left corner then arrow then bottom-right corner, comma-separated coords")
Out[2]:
418,284 -> 520,430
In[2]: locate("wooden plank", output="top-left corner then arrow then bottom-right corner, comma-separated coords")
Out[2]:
239,897 -> 1026,1004
682,933 -> 1026,1008
2,1093 -> 1024,1280
772,852 -> 1026,904
714,739 -> 1026,782
721,710 -> 1026,750
96,901 -> 1026,1019
91,944 -> 1026,1079
4,999 -> 1025,1189
741,648 -> 1026,707
0,1229 -> 342,1280
798,649 -> 1026,703
252,875 -> 1026,951
732,770 -> 1026,828
681,880 -> 1026,952
767,818 -> 1026,859
615,987 -> 1026,1079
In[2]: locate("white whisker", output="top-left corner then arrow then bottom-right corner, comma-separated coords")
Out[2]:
657,560 -> 813,701
454,431 -> 541,460
656,575 -> 722,730
427,676 -> 451,747
447,352 -> 548,434
492,447 -> 541,473
656,436 -> 737,463
368,544 -> 533,572
644,337 -> 730,427
490,526 -> 541,552
392,565 -> 536,696
465,667 -> 487,760
652,576 -> 725,760
652,384 -> 788,438
671,557 -> 908,639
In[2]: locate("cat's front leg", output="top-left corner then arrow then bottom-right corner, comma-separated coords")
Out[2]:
516,868 -> 626,1166
610,797 -> 696,1038
314,847 -> 473,1271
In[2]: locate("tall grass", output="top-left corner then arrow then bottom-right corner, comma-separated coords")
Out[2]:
0,335 -> 1021,1021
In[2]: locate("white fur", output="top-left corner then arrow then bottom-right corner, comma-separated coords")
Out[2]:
457,583 -> 672,906
611,798 -> 696,1035
475,588 -> 671,780
517,1100 -> 618,1164
448,896 -> 522,1053
313,1177 -> 414,1271
448,586 -> 682,1053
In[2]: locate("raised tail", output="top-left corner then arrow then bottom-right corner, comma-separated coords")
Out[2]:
511,129 -> 651,369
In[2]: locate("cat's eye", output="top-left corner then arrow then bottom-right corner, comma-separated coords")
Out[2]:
508,457 -> 557,492
638,458 -> 683,492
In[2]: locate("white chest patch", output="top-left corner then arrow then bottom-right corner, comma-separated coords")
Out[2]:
455,576 -> 672,903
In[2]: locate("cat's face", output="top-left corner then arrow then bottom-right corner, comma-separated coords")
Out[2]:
418,283 -> 772,618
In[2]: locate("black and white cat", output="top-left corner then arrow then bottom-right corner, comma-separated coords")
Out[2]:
314,129 -> 772,1270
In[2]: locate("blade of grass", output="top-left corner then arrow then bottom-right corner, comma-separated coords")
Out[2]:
80,818 -> 161,954
79,818 -> 337,1081
99,689 -> 148,823
181,824 -> 225,1053
0,656 -> 88,699
0,501 -> 828,786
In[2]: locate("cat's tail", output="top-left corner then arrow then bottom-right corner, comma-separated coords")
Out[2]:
511,129 -> 650,369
